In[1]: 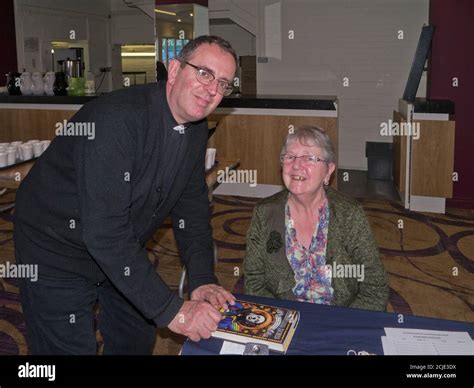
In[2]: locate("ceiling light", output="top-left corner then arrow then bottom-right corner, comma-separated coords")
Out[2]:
121,52 -> 155,57
154,9 -> 176,16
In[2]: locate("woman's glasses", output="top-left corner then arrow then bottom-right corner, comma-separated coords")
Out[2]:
280,153 -> 328,165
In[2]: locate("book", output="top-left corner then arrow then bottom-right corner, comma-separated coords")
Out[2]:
212,299 -> 300,353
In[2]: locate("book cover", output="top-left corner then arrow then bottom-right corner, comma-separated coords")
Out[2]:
212,299 -> 300,353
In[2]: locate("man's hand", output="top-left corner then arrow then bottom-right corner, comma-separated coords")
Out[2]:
191,284 -> 236,309
167,300 -> 222,342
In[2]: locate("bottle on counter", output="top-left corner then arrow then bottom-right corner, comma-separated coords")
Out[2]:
85,71 -> 95,95
20,71 -> 33,95
43,72 -> 55,96
5,72 -> 22,95
31,72 -> 45,95
68,77 -> 85,96
67,60 -> 85,96
53,71 -> 68,96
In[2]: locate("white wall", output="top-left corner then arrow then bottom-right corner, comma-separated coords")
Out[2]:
14,0 -> 113,91
16,0 -> 110,15
209,0 -> 257,35
194,4 -> 210,38
255,0 -> 429,170
110,0 -> 156,89
110,0 -> 155,45
209,23 -> 256,56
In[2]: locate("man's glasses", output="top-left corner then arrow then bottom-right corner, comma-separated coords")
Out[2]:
178,59 -> 234,96
280,153 -> 328,165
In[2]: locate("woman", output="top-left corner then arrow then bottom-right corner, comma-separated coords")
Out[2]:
244,126 -> 388,311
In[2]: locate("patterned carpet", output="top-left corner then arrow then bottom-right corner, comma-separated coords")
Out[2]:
0,191 -> 473,355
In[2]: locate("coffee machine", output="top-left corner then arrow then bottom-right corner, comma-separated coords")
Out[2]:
55,48 -> 85,95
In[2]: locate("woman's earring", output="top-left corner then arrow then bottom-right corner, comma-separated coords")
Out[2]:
324,178 -> 329,186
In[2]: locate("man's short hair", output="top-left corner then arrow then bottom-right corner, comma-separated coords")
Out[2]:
176,35 -> 238,68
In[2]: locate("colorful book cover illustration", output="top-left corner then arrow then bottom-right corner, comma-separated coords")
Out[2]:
212,300 -> 300,353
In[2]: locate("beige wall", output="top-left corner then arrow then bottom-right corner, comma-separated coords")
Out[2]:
255,0 -> 429,170
209,23 -> 256,57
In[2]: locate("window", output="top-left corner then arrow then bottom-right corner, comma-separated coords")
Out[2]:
161,38 -> 189,68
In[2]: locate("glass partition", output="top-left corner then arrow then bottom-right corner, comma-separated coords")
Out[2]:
154,2 -> 209,70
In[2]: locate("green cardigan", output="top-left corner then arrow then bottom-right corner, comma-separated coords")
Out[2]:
243,187 -> 389,311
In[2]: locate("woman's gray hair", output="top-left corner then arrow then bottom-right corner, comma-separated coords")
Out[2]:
281,125 -> 336,164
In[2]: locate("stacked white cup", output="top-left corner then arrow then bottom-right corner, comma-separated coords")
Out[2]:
40,140 -> 51,152
0,139 -> 51,166
19,144 -> 33,161
0,151 -> 7,167
6,147 -> 17,165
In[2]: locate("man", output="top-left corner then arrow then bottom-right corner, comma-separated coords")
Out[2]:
14,36 -> 237,354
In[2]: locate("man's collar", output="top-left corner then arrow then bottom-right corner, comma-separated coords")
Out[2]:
172,123 -> 190,133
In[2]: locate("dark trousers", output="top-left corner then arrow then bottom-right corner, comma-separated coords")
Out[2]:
18,261 -> 157,355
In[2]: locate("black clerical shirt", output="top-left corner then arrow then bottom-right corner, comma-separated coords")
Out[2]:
14,81 -> 216,327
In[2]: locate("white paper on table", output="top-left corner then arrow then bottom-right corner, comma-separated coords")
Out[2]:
381,336 -> 397,355
219,341 -> 246,355
382,336 -> 443,355
382,327 -> 474,355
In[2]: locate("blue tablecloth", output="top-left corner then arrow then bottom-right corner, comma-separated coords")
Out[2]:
181,294 -> 474,355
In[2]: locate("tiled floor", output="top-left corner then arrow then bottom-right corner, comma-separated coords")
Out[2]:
214,169 -> 401,202
338,169 -> 401,202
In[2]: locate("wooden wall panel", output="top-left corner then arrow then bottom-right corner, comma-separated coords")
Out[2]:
207,113 -> 338,187
392,110 -> 455,198
392,111 -> 406,193
0,108 -> 338,188
411,119 -> 455,198
0,109 -> 76,142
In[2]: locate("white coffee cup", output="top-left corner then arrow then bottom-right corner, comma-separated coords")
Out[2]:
33,142 -> 43,157
6,149 -> 16,165
27,139 -> 40,144
205,148 -> 217,170
0,152 -> 7,167
10,141 -> 23,147
20,144 -> 33,160
40,140 -> 51,152
6,146 -> 19,159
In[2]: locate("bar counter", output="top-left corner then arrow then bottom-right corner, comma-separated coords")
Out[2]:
0,91 -> 338,186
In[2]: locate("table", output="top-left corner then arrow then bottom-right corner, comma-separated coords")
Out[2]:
0,154 -> 239,207
0,160 -> 35,211
181,294 -> 474,355
0,160 -> 35,189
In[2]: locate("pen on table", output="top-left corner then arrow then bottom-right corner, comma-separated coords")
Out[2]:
222,308 -> 252,317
